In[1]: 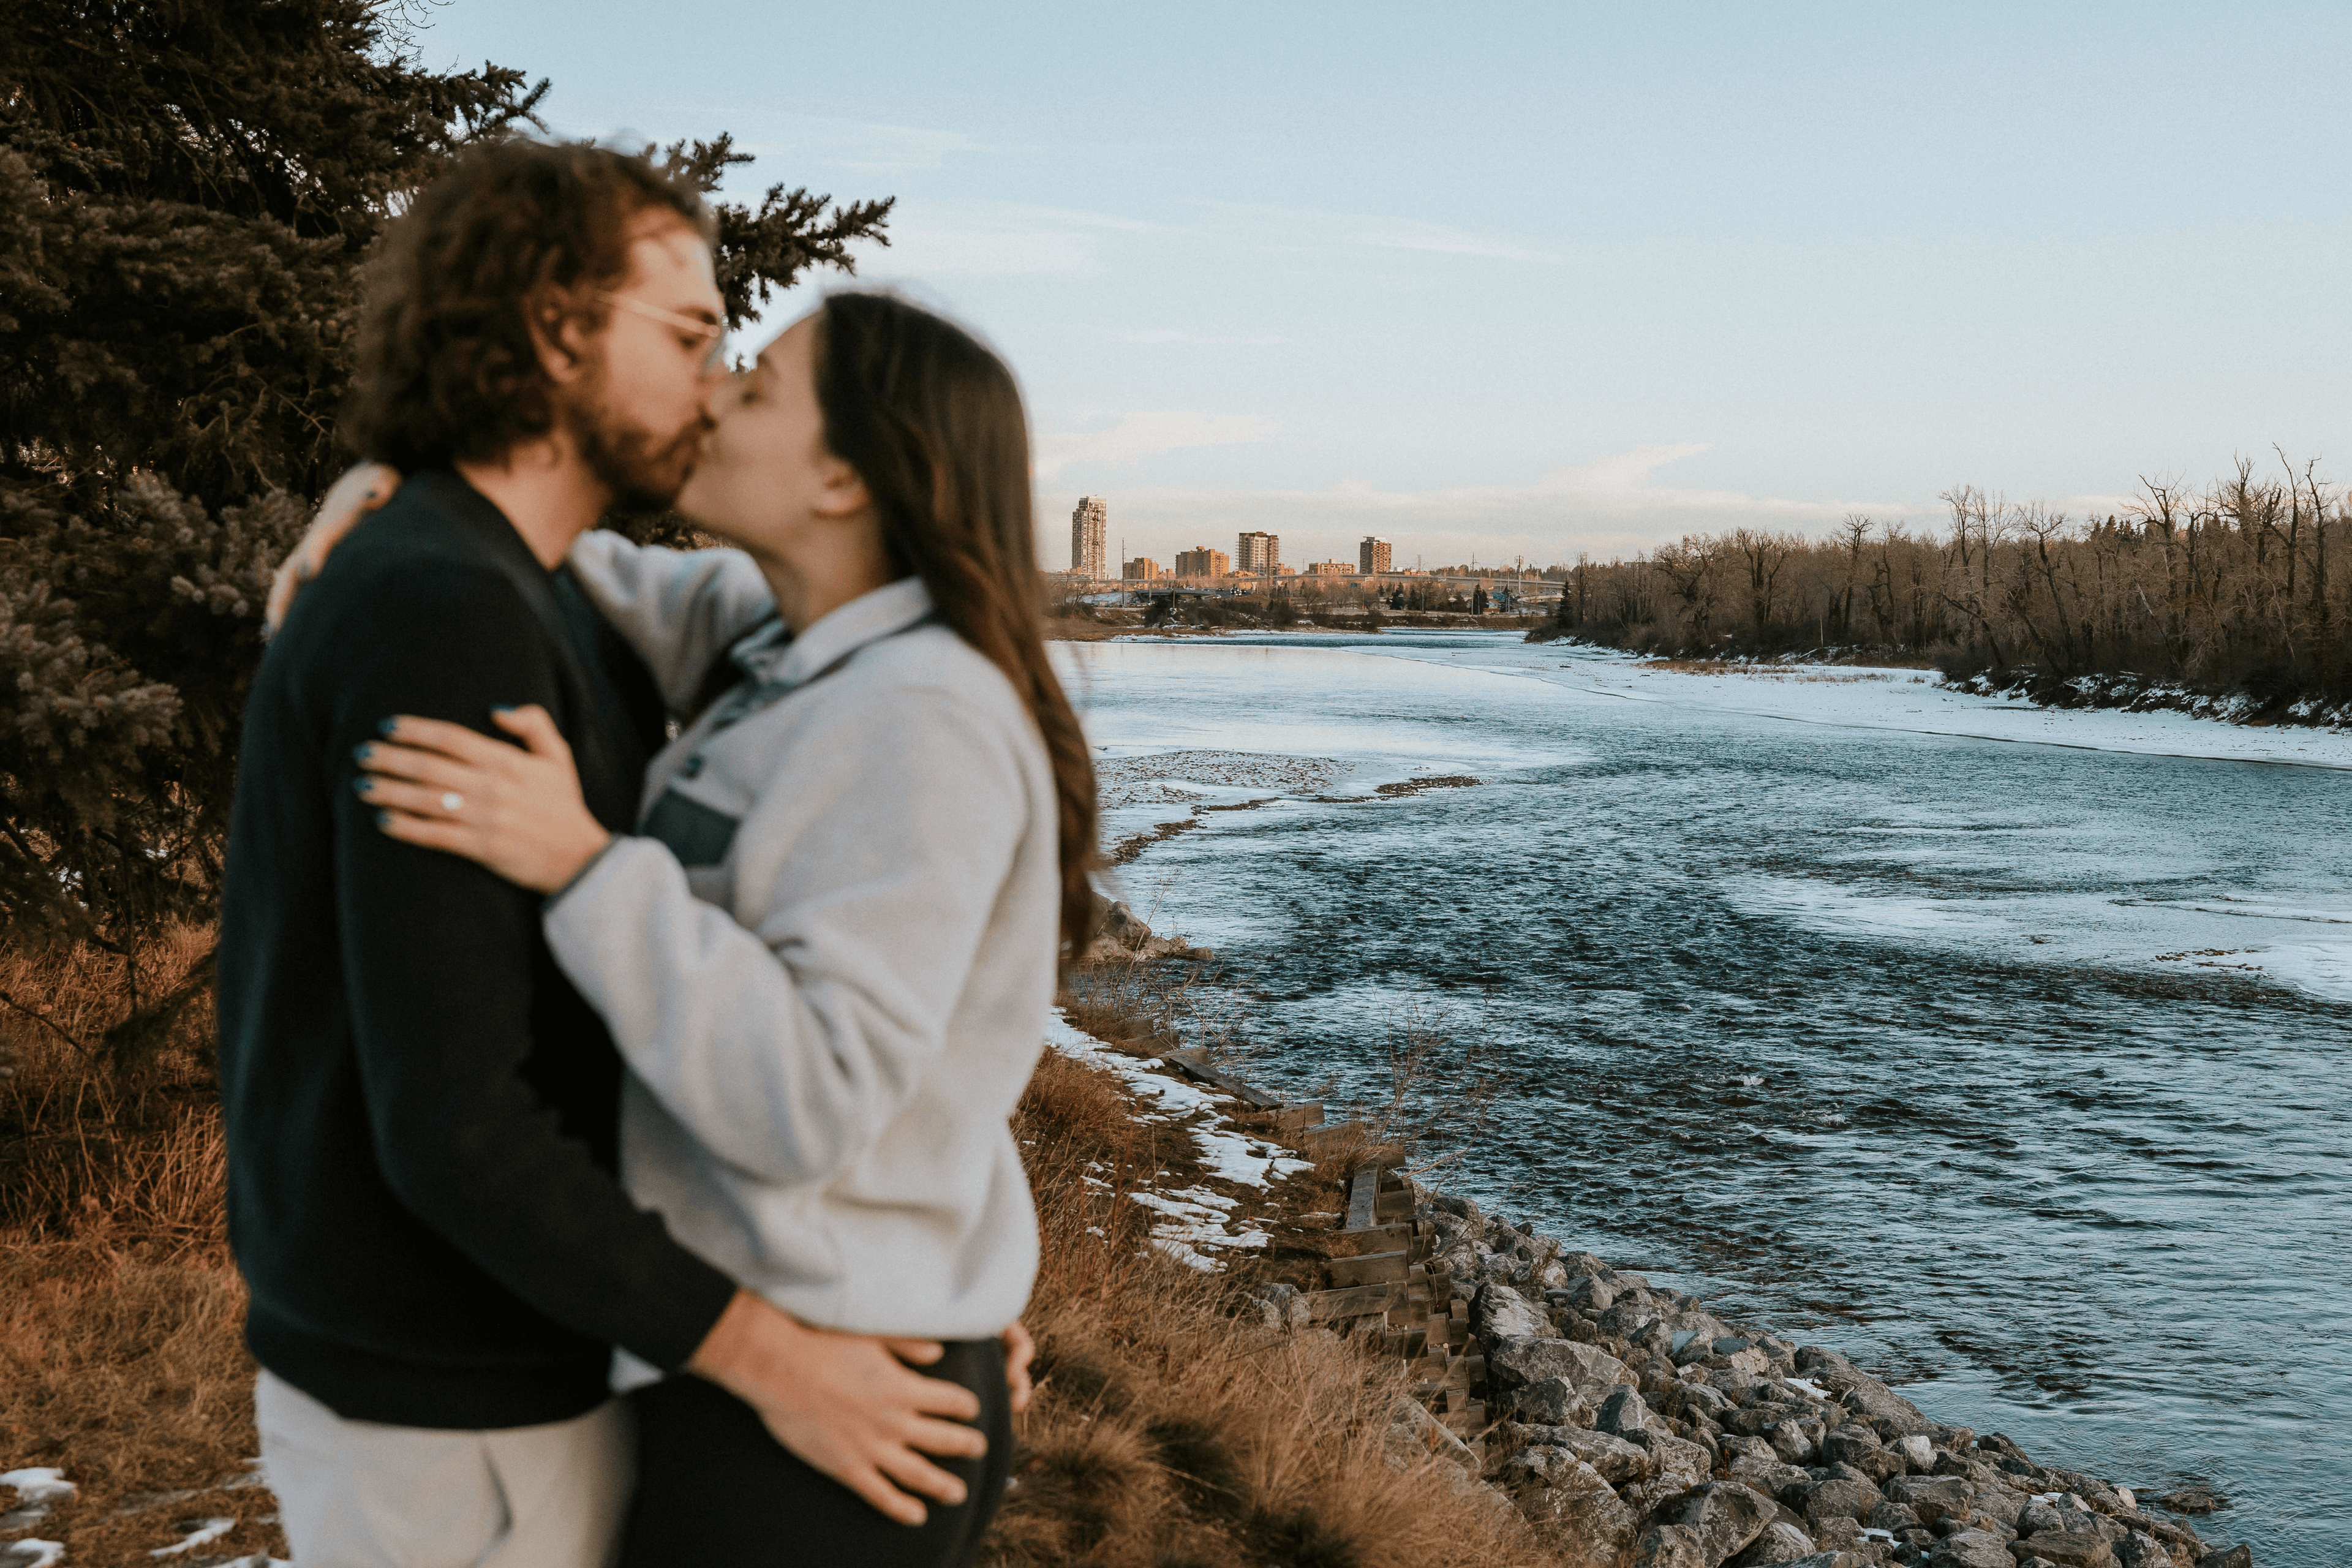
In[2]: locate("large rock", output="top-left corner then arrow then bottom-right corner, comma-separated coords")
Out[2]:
1654,1480 -> 1775,1565
1624,1429 -> 1713,1492
1512,1455 -> 1640,1564
2113,1534 -> 2174,1568
1886,1476 -> 1978,1527
2193,1548 -> 2252,1568
1662,1378 -> 1737,1422
1765,1420 -> 1815,1465
1249,1281 -> 1310,1330
2021,1502 -> 2124,1542
1817,1425 -> 1882,1467
2013,1530 -> 2117,1567
1727,1521 -> 1819,1567
1510,1423 -> 1654,1488
1924,1529 -> 2013,1568
1787,1476 -> 1882,1526
1794,1346 -> 1935,1438
1728,1452 -> 1811,1499
1630,1524 -> 1712,1568
1386,1395 -> 1478,1471
1502,1377 -> 1591,1428
1492,1443 -> 1585,1489
1490,1335 -> 1637,1398
1596,1387 -> 1660,1436
1473,1282 -> 1551,1345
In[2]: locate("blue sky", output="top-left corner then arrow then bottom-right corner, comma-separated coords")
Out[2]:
411,1 -> 2350,570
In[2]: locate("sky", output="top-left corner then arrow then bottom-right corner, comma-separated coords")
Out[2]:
407,1 -> 2351,571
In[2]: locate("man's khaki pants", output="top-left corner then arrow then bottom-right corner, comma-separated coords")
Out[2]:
255,1370 -> 633,1568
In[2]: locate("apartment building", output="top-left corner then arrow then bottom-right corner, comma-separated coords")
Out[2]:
1174,546 -> 1231,578
1237,530 -> 1280,575
1359,536 -> 1393,575
1070,496 -> 1108,580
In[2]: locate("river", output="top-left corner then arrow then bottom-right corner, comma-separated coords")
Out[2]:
1053,629 -> 2352,1566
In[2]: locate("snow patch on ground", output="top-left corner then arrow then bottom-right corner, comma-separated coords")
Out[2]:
149,1517 -> 236,1557
1045,1012 -> 1311,1268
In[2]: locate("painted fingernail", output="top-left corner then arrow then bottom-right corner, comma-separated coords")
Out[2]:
375,810 -> 391,827
352,777 -> 373,797
491,704 -> 517,714
352,743 -> 372,764
378,717 -> 399,737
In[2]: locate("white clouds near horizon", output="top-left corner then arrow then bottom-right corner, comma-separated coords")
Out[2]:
1035,412 -> 1280,482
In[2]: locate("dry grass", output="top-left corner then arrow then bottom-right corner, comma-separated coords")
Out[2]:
999,1038 -> 1542,1567
0,927 -> 285,1566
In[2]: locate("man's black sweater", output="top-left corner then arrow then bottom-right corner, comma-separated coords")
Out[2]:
218,470 -> 737,1429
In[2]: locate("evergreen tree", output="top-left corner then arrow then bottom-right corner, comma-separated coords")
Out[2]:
0,1 -> 888,1050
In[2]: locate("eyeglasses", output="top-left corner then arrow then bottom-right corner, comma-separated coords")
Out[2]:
594,290 -> 729,373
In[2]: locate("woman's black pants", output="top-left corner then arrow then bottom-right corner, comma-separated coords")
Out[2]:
617,1339 -> 1011,1567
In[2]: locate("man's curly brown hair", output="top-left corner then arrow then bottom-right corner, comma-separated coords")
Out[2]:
344,140 -> 714,472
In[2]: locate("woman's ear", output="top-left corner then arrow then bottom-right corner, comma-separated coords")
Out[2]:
812,452 -> 872,519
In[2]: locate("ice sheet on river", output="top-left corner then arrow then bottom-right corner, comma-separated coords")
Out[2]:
1360,639 -> 2352,771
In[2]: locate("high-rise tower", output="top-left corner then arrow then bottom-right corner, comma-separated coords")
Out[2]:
1359,537 -> 1392,576
1071,496 -> 1108,580
1237,530 -> 1280,576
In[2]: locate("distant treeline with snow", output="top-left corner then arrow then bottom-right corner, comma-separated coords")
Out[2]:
1542,462 -> 2352,704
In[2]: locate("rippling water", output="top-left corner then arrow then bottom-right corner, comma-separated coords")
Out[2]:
1057,630 -> 2351,1566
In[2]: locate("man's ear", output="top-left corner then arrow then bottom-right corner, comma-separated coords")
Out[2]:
525,286 -> 597,387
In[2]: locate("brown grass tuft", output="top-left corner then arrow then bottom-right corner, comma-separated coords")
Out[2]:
999,1036 -> 1544,1567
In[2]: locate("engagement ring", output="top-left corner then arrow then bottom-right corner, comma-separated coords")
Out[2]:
440,791 -> 464,812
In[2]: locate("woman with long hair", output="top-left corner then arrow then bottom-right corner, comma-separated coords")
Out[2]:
342,291 -> 1095,1564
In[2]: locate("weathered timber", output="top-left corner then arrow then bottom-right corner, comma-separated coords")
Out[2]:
1332,1221 -> 1412,1255
1302,1283 -> 1404,1322
1344,1166 -> 1380,1230
1330,1249 -> 1409,1288
1162,1049 -> 1285,1109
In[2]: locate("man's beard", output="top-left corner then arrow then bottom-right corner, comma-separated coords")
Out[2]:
559,364 -> 708,513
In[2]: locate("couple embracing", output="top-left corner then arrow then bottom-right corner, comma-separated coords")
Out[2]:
218,137 -> 1093,1567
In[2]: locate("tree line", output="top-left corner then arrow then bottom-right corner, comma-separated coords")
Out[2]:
1545,461 -> 2352,704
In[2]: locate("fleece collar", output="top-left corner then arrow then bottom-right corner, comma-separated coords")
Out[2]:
728,575 -> 935,693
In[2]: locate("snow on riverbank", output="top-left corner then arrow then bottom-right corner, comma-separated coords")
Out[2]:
1389,641 -> 2352,771
1044,1012 -> 1312,1270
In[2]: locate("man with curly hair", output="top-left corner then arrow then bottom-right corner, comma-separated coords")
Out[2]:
217,141 -> 986,1566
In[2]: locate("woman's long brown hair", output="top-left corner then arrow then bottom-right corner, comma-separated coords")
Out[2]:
810,292 -> 1099,960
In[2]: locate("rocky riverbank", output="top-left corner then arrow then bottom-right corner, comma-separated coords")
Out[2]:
1364,1178 -> 2250,1568
1066,912 -> 2257,1568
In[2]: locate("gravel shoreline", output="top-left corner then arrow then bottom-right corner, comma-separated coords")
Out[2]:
1367,1177 -> 2251,1568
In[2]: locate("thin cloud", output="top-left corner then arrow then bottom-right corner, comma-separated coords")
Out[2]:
860,218 -> 1101,278
1346,219 -> 1558,263
1035,412 -> 1278,482
1114,329 -> 1287,345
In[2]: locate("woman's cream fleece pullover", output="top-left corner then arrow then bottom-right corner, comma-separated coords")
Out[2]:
549,534 -> 1054,1373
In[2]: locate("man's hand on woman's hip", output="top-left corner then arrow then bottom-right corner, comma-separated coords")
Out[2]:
687,1289 -> 987,1528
